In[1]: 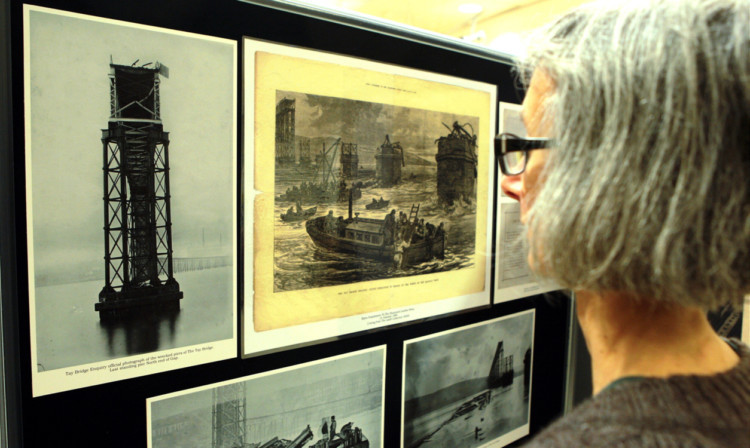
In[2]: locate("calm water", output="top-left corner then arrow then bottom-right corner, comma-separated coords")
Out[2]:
35,266 -> 233,371
405,374 -> 529,448
274,165 -> 477,292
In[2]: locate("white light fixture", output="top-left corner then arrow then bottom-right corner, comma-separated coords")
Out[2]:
462,29 -> 486,43
489,32 -> 525,57
458,3 -> 483,14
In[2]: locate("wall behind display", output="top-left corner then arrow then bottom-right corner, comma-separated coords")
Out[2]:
0,0 -> 571,446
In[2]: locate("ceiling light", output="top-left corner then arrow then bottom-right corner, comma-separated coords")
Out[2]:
458,3 -> 483,14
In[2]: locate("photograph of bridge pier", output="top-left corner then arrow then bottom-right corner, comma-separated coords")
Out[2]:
402,310 -> 534,448
148,346 -> 385,448
24,6 -> 237,396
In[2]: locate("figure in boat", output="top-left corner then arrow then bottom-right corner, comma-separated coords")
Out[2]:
281,201 -> 317,222
279,179 -> 362,205
365,196 -> 390,210
305,193 -> 445,268
384,209 -> 397,245
254,415 -> 369,448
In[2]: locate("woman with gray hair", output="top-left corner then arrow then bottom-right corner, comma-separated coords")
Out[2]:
499,0 -> 750,446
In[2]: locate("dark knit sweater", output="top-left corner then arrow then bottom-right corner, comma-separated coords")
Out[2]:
524,339 -> 750,447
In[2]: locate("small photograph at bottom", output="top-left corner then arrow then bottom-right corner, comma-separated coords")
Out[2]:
402,310 -> 534,448
148,346 -> 385,447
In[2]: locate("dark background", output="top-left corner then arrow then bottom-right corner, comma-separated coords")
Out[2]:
0,0 -> 571,446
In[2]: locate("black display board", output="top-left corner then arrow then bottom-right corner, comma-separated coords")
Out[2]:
0,0 -> 572,446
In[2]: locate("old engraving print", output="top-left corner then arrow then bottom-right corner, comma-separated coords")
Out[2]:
244,39 -> 495,355
273,91 -> 478,294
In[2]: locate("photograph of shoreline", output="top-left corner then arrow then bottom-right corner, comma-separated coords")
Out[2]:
402,310 -> 534,448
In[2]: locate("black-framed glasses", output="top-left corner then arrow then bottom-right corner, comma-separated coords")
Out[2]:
495,132 -> 554,176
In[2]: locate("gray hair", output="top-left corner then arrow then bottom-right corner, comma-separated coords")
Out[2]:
519,0 -> 750,309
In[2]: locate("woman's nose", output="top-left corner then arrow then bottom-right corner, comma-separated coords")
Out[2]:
500,173 -> 522,202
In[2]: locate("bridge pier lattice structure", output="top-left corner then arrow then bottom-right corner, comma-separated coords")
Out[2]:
96,61 -> 182,320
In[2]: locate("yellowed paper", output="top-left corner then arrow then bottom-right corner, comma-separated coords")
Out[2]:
252,51 -> 492,332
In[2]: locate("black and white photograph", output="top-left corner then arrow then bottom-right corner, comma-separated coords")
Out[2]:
148,346 -> 385,448
245,39 -> 495,356
402,310 -> 534,448
708,303 -> 745,340
494,102 -> 556,302
24,5 -> 237,396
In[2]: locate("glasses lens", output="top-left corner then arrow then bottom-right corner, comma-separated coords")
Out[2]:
503,151 -> 526,175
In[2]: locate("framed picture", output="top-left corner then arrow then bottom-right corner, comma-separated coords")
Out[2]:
244,38 -> 496,356
23,5 -> 237,396
402,309 -> 535,448
708,302 -> 746,341
494,102 -> 557,303
148,346 -> 386,448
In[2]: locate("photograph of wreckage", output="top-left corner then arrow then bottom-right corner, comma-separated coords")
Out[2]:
148,347 -> 385,448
